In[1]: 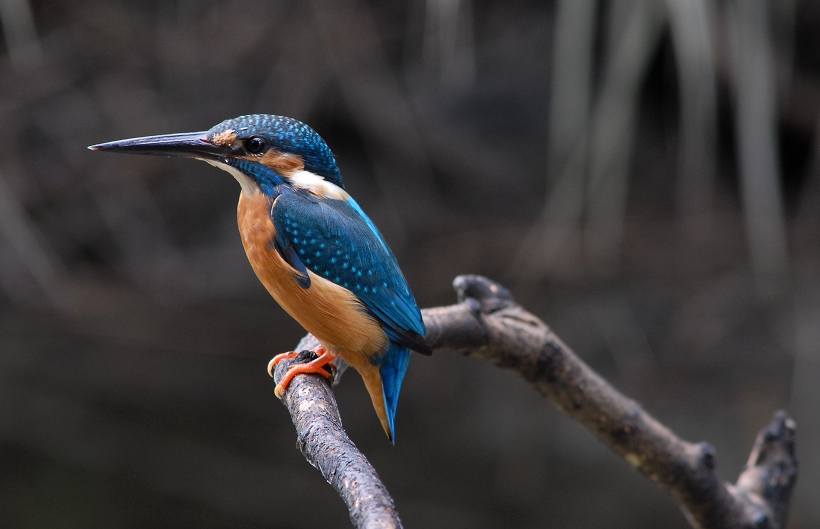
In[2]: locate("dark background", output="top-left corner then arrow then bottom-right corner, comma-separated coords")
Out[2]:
1,1 -> 818,527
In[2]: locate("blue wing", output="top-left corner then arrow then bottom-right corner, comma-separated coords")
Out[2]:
270,187 -> 431,355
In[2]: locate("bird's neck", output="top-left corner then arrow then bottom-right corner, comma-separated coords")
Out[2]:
203,156 -> 349,202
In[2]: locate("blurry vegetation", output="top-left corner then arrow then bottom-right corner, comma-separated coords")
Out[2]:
0,0 -> 818,528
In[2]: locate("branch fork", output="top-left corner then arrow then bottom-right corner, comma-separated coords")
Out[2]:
273,275 -> 797,529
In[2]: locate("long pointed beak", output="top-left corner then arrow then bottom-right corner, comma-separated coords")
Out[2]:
88,131 -> 223,160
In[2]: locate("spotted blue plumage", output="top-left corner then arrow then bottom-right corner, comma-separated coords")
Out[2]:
271,186 -> 429,442
271,187 -> 429,354
209,114 -> 430,439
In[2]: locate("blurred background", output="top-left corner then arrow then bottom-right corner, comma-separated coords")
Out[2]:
0,0 -> 817,527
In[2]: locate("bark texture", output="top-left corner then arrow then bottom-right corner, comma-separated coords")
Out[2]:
274,340 -> 402,529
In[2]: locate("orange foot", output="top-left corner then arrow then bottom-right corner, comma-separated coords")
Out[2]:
268,346 -> 336,399
267,351 -> 299,376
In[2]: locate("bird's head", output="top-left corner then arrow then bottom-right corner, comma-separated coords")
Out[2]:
89,114 -> 344,197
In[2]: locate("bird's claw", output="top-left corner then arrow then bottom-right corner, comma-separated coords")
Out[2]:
274,381 -> 289,399
267,351 -> 299,377
269,346 -> 334,399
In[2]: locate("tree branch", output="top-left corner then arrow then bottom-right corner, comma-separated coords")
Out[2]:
273,275 -> 797,529
273,341 -> 403,529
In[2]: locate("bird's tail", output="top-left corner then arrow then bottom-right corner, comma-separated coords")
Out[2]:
359,343 -> 411,443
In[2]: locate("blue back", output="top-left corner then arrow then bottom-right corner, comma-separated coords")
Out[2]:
271,187 -> 429,442
271,187 -> 429,354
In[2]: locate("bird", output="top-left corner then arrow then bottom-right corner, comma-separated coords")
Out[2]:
89,114 -> 431,442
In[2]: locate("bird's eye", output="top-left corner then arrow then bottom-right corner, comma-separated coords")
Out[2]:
244,136 -> 268,154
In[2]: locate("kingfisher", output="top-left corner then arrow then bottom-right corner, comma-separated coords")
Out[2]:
89,114 -> 431,442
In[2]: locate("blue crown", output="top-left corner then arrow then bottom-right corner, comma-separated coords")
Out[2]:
209,114 -> 343,188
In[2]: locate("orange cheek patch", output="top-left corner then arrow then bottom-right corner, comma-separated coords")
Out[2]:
211,129 -> 237,147
260,150 -> 305,174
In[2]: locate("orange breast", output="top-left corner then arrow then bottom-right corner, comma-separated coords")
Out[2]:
236,191 -> 388,363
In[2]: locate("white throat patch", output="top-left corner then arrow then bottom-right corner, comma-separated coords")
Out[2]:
202,159 -> 259,196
